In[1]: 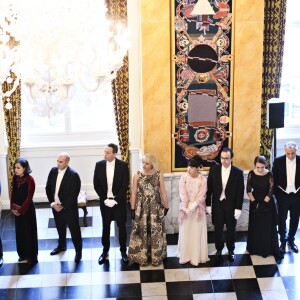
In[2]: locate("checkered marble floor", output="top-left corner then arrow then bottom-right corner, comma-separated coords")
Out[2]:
1,201 -> 300,300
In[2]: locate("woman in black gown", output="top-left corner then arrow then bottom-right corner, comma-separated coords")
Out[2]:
11,158 -> 38,263
246,155 -> 282,259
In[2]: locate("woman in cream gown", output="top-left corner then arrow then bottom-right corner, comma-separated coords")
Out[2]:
177,156 -> 209,265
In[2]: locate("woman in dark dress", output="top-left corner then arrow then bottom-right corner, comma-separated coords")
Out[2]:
246,155 -> 282,259
10,158 -> 38,263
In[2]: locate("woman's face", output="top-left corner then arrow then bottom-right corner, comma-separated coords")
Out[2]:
187,165 -> 198,177
142,159 -> 153,172
255,162 -> 266,174
14,163 -> 25,176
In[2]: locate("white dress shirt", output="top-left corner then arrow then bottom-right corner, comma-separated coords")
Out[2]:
106,159 -> 115,198
285,157 -> 297,194
220,165 -> 231,200
51,168 -> 67,207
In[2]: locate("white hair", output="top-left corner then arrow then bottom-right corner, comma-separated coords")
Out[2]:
284,141 -> 298,150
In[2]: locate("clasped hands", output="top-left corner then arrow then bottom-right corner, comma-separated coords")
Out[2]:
104,198 -> 118,208
182,201 -> 198,215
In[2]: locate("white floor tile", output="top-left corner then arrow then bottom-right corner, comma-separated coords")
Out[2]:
257,277 -> 286,291
141,282 -> 167,297
164,268 -> 189,282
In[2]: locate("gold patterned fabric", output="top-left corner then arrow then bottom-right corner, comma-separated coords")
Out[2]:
106,0 -> 130,200
1,77 -> 22,192
260,0 -> 287,164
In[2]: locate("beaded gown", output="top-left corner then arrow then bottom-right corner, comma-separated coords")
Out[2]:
128,171 -> 167,266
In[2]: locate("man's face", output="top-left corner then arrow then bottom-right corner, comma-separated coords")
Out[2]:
285,147 -> 297,161
57,155 -> 69,170
104,146 -> 116,162
220,151 -> 232,168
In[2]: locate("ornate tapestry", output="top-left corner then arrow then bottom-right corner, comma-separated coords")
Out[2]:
171,0 -> 233,170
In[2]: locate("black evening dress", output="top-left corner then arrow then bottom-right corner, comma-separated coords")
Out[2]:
246,170 -> 280,258
11,175 -> 38,262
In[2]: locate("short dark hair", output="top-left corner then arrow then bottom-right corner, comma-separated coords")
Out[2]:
14,157 -> 32,175
188,155 -> 203,168
254,155 -> 267,166
221,147 -> 234,158
107,143 -> 118,154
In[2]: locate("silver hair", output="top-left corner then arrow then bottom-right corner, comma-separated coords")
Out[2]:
284,141 -> 298,150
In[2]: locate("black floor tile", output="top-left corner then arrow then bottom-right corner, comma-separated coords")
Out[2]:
92,284 -> 118,298
117,283 -> 142,298
66,285 -> 92,299
163,257 -> 189,269
233,278 -> 260,292
212,279 -> 234,293
166,233 -> 178,245
236,291 -> 263,300
39,286 -> 67,300
191,280 -> 213,294
168,295 -> 193,300
253,264 -> 280,277
15,287 -> 41,300
166,281 -> 192,295
228,254 -> 252,266
0,288 -> 16,300
140,269 -> 165,283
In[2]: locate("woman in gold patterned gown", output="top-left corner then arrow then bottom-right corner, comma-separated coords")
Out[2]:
128,154 -> 169,266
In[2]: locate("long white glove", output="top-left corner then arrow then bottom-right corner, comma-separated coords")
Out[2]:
104,199 -> 118,208
206,206 -> 212,215
188,201 -> 198,213
234,209 -> 242,220
182,207 -> 192,215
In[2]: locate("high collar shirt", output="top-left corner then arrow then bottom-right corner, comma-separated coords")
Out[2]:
54,168 -> 67,204
285,157 -> 297,193
106,159 -> 115,198
220,165 -> 231,200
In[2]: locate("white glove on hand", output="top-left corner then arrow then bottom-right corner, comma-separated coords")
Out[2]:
206,206 -> 212,215
234,209 -> 242,220
182,207 -> 192,215
104,199 -> 118,208
188,201 -> 198,213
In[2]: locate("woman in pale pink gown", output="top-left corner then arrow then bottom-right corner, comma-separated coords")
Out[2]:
177,155 -> 209,265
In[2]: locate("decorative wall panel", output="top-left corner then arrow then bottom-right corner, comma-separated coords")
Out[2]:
171,0 -> 234,170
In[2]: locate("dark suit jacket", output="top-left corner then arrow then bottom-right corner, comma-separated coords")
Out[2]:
272,155 -> 300,196
45,166 -> 81,210
206,164 -> 244,211
93,158 -> 129,211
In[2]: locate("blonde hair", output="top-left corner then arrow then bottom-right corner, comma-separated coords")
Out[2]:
142,154 -> 158,171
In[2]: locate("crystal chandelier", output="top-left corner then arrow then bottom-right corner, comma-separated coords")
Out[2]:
0,0 -> 129,117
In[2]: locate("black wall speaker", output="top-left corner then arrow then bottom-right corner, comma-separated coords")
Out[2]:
267,99 -> 285,129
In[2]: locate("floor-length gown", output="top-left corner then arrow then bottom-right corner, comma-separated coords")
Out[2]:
177,174 -> 209,265
11,175 -> 38,261
246,170 -> 280,258
128,171 -> 167,266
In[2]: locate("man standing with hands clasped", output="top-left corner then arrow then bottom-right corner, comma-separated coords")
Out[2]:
46,152 -> 82,263
273,141 -> 300,255
93,143 -> 129,264
206,147 -> 244,263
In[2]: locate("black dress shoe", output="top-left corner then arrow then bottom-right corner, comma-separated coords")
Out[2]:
74,252 -> 82,263
121,252 -> 128,264
98,252 -> 109,265
279,242 -> 286,254
288,241 -> 299,253
18,257 -> 25,262
0,257 -> 3,268
50,247 -> 67,256
228,252 -> 235,262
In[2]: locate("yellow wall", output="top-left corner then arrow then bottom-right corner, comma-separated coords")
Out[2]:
141,0 -> 263,172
